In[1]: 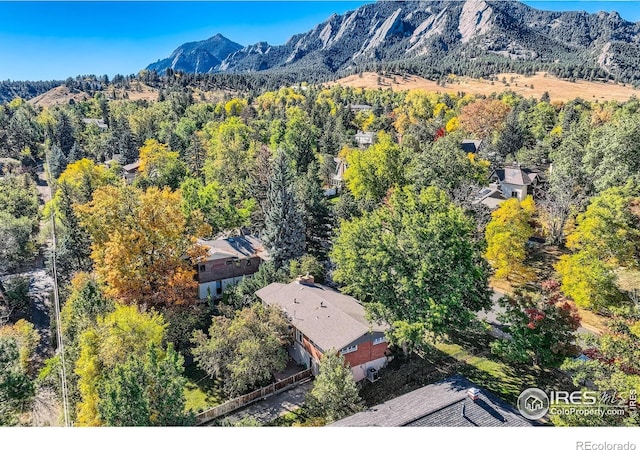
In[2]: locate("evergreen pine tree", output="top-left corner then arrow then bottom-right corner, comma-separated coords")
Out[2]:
55,111 -> 75,156
56,182 -> 92,283
67,142 -> 82,164
262,150 -> 305,269
295,162 -> 332,259
184,133 -> 206,180
117,119 -> 138,164
49,144 -> 67,179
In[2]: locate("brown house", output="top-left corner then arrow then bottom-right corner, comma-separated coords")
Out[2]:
196,235 -> 268,300
256,275 -> 390,382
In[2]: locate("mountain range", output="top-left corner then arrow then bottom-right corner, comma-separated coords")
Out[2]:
145,0 -> 640,83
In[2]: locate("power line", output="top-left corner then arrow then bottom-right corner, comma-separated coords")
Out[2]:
44,154 -> 71,427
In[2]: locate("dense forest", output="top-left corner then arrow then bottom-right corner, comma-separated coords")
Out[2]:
1,78 -> 638,427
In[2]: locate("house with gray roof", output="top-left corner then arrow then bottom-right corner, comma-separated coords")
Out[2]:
196,235 -> 268,300
490,164 -> 540,202
256,276 -> 390,381
354,131 -> 376,148
82,118 -> 108,131
122,160 -> 141,184
330,374 -> 535,427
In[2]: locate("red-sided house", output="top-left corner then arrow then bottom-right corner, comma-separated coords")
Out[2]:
196,235 -> 269,300
256,275 -> 390,382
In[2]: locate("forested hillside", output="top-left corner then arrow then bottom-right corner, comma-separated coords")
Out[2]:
146,0 -> 640,86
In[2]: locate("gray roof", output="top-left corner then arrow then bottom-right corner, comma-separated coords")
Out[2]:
330,375 -> 534,427
256,281 -> 388,352
197,235 -> 269,261
461,139 -> 482,154
493,166 -> 539,186
82,118 -> 108,130
473,183 -> 505,210
122,160 -> 141,172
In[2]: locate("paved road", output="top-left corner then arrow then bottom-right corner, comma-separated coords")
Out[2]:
212,380 -> 314,426
28,270 -> 54,362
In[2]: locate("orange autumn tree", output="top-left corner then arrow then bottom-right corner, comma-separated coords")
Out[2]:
77,185 -> 210,307
458,98 -> 511,140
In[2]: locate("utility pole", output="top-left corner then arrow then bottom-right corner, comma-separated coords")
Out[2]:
44,152 -> 71,427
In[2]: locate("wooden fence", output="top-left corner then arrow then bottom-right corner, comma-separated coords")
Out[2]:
196,368 -> 313,425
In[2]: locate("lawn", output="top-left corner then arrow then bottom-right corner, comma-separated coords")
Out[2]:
359,330 -> 573,412
183,365 -> 226,414
433,342 -> 573,406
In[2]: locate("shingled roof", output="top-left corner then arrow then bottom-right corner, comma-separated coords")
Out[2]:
197,235 -> 269,262
493,166 -> 539,186
329,375 -> 534,427
256,280 -> 388,352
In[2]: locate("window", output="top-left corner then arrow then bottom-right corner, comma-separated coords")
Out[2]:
199,265 -> 205,273
247,260 -> 252,267
341,345 -> 358,355
295,329 -> 303,344
215,281 -> 222,296
373,336 -> 386,345
511,191 -> 519,198
225,260 -> 233,266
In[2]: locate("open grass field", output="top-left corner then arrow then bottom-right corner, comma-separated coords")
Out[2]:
332,71 -> 639,103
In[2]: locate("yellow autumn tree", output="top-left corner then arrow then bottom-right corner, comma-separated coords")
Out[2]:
485,196 -> 536,282
76,184 -> 210,307
0,319 -> 39,373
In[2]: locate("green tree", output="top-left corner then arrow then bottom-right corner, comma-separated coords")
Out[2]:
284,107 -> 318,175
55,182 -> 93,283
0,337 -> 35,426
490,280 -> 580,367
412,133 -> 489,195
223,261 -> 288,310
331,186 -> 491,339
262,150 -> 305,268
49,143 -> 67,179
306,351 -> 362,423
98,344 -> 193,426
180,177 -> 253,235
295,162 -> 332,259
556,184 -> 639,310
555,313 -> 640,426
54,110 -> 76,155
192,303 -> 291,396
344,132 -> 407,202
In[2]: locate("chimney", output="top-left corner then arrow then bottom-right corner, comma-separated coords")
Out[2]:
468,388 -> 480,401
296,274 -> 315,286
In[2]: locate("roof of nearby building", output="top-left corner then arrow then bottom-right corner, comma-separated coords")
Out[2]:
473,183 -> 505,210
122,160 -> 141,172
329,374 -> 534,427
461,139 -> 482,154
82,118 -> 108,130
493,166 -> 539,186
197,235 -> 269,262
354,131 -> 376,139
256,281 -> 388,352
350,104 -> 372,110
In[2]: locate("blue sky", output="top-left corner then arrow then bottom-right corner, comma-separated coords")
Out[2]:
0,1 -> 639,81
